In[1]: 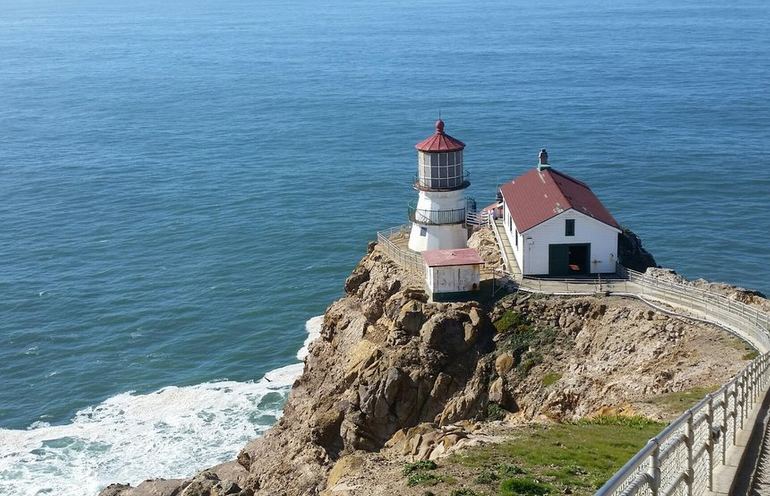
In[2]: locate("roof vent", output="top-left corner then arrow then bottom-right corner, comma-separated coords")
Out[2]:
537,148 -> 550,170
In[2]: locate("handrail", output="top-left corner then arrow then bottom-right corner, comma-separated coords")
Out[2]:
407,203 -> 466,225
480,220 -> 770,494
489,217 -> 513,274
376,225 -> 424,279
595,268 -> 770,496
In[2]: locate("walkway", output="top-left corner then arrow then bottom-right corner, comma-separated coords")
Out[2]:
483,220 -> 770,496
490,218 -> 522,280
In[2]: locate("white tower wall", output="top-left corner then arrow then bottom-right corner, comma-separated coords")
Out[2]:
408,189 -> 468,251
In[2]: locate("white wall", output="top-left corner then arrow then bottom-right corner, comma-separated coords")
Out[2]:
426,264 -> 481,294
413,189 -> 466,211
408,189 -> 468,252
521,210 -> 619,275
409,223 -> 468,252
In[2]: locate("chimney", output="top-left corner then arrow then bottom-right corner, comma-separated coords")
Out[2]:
537,148 -> 550,171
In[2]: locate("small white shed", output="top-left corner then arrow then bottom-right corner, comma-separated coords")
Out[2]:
422,248 -> 484,301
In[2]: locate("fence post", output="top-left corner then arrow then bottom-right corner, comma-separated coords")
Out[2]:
707,394 -> 715,491
722,387 -> 729,464
651,440 -> 661,496
686,412 -> 694,496
740,373 -> 746,430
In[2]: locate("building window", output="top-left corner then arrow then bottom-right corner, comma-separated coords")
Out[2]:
565,219 -> 575,236
420,226 -> 427,237
515,230 -> 519,248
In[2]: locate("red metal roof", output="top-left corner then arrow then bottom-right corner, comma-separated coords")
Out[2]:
422,248 -> 484,267
415,120 -> 466,152
499,168 -> 620,233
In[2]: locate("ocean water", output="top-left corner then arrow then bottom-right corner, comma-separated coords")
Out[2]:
0,0 -> 768,493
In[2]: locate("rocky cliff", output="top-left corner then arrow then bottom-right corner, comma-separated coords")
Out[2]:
100,229 -> 761,496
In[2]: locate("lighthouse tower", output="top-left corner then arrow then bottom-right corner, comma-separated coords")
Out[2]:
408,120 -> 470,252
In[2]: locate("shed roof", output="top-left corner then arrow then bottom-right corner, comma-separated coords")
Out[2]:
499,167 -> 620,233
415,120 -> 465,153
422,248 -> 484,267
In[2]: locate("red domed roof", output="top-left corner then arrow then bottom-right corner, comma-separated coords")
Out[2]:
415,120 -> 465,153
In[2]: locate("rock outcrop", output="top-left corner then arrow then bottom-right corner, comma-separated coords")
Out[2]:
618,228 -> 657,271
102,228 -> 760,496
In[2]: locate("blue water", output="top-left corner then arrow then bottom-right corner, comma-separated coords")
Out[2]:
1,0 -> 768,492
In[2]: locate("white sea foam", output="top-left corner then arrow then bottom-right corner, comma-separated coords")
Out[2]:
297,315 -> 323,361
0,316 -> 324,496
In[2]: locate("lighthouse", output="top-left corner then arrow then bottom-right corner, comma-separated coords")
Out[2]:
408,120 -> 470,252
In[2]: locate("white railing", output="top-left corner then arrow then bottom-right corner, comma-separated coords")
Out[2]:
519,275 -> 634,295
376,225 -> 425,278
465,209 -> 490,227
597,355 -> 770,496
595,268 -> 770,496
626,268 -> 770,351
489,217 -> 513,273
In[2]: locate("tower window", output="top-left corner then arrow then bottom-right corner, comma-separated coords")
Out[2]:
565,219 -> 575,236
420,227 -> 427,237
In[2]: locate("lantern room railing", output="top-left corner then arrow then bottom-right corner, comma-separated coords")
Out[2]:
413,171 -> 470,191
408,202 -> 466,225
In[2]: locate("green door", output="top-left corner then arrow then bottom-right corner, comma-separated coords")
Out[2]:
549,243 -> 591,276
548,244 -> 570,276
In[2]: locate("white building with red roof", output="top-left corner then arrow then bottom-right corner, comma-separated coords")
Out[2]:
422,248 -> 484,301
408,120 -> 470,252
498,150 -> 621,276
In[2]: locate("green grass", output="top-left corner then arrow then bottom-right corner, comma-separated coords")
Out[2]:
450,490 -> 481,496
644,386 -> 719,416
403,460 -> 451,487
446,416 -> 665,495
743,350 -> 760,360
494,310 -> 530,333
407,472 -> 443,487
487,402 -> 507,421
500,477 -> 552,495
718,334 -> 758,360
541,373 -> 562,387
403,460 -> 438,475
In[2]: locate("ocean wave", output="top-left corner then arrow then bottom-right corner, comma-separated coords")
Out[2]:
0,316 -> 324,496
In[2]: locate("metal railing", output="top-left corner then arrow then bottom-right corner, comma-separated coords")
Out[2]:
407,203 -> 466,225
520,275 -> 634,295
375,225 -> 424,278
595,268 -> 770,496
597,355 -> 770,496
625,268 -> 770,351
413,171 -> 470,191
489,217 -> 514,274
465,208 -> 490,227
